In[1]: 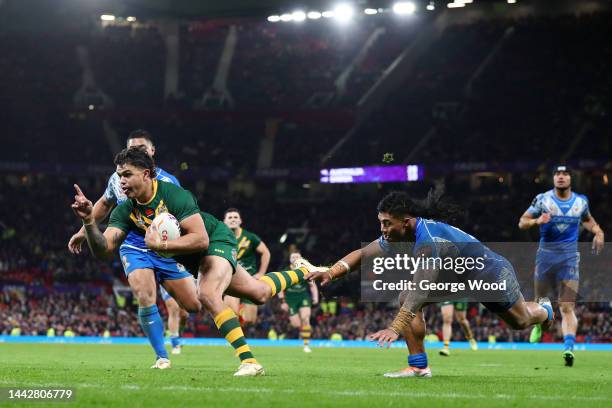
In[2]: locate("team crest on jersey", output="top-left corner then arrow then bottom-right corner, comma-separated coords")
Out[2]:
556,224 -> 569,233
130,200 -> 170,231
155,200 -> 169,216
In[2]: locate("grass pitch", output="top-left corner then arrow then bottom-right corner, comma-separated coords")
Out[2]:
1,343 -> 611,408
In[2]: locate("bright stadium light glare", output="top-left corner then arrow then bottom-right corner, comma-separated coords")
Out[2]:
100,14 -> 115,21
507,0 -> 517,3
447,2 -> 465,8
333,4 -> 354,22
280,13 -> 293,22
457,0 -> 473,3
393,2 -> 416,15
322,10 -> 335,18
364,8 -> 378,15
267,15 -> 281,22
126,16 -> 136,22
292,10 -> 306,22
426,2 -> 435,10
307,11 -> 322,19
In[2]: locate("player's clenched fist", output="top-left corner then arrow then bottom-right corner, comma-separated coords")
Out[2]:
535,213 -> 551,225
71,184 -> 94,223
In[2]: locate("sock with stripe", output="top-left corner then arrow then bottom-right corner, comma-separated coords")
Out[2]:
170,332 -> 181,348
408,352 -> 428,369
443,340 -> 450,349
301,325 -> 312,346
563,334 -> 576,351
138,305 -> 168,359
464,328 -> 474,341
214,308 -> 257,364
260,267 -> 308,297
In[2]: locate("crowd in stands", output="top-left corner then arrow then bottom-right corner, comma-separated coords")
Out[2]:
1,172 -> 610,343
1,5 -> 611,343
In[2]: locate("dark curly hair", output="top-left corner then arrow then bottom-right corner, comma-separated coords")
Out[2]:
377,187 -> 463,223
114,147 -> 157,178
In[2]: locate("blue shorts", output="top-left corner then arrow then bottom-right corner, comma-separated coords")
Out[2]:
119,246 -> 192,283
535,249 -> 580,283
475,250 -> 522,313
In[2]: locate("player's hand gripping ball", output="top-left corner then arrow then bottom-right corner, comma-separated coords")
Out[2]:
146,212 -> 181,257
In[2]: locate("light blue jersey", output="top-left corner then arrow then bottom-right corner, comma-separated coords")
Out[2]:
378,218 -> 521,312
526,190 -> 588,282
526,190 -> 590,246
104,167 -> 180,251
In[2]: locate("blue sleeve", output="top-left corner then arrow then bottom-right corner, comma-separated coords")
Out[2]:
526,194 -> 542,217
581,195 -> 590,220
103,174 -> 117,204
378,236 -> 390,254
169,174 -> 181,187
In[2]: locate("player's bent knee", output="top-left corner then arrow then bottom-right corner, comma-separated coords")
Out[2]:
559,302 -> 575,315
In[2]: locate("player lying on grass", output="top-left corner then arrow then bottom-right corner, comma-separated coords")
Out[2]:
71,147 -> 317,376
307,189 -> 555,378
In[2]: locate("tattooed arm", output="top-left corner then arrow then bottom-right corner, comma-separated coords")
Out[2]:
71,184 -> 126,260
83,225 -> 126,260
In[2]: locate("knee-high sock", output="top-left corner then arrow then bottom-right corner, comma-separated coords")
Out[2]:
260,267 -> 308,297
138,305 -> 168,359
214,308 -> 257,364
300,325 -> 312,346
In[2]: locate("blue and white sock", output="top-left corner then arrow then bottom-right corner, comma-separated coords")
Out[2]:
541,303 -> 553,321
563,334 -> 576,351
170,334 -> 181,348
138,305 -> 168,359
408,352 -> 428,369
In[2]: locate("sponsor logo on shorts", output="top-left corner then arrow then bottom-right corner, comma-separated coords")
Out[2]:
231,248 -> 238,261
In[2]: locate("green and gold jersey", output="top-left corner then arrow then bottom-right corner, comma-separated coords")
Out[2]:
235,228 -> 262,275
108,180 -> 233,273
108,180 -> 200,237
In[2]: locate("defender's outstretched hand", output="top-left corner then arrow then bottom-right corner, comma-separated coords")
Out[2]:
306,270 -> 333,286
68,231 -> 86,254
368,329 -> 399,348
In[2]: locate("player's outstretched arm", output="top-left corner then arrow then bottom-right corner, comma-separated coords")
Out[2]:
145,213 -> 209,255
71,184 -> 126,259
254,241 -> 271,278
369,246 -> 437,348
307,240 -> 383,286
68,195 -> 115,254
582,214 -> 605,254
84,226 -> 126,260
518,211 -> 550,230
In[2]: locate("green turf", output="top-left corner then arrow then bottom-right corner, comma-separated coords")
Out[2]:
1,344 -> 611,408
